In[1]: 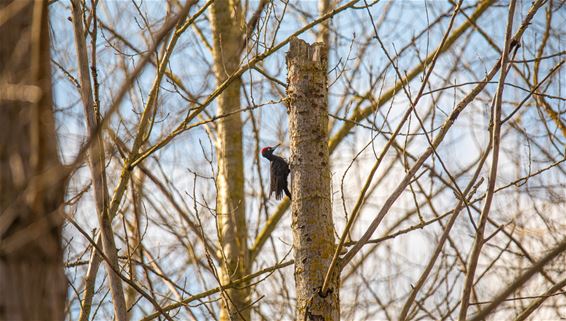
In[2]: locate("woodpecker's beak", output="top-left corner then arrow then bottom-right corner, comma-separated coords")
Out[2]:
272,144 -> 280,151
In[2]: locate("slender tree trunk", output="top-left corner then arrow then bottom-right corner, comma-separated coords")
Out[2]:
287,38 -> 339,321
70,1 -> 128,320
317,0 -> 332,46
125,171 -> 144,321
210,1 -> 250,320
0,1 -> 67,320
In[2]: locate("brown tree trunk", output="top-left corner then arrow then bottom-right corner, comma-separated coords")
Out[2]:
0,1 -> 67,320
210,1 -> 250,320
287,38 -> 339,321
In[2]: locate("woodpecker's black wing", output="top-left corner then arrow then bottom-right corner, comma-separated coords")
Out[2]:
270,155 -> 290,200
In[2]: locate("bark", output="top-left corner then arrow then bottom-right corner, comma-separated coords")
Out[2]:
0,1 -> 67,320
125,172 -> 144,321
209,1 -> 250,320
317,0 -> 332,46
287,38 -> 339,321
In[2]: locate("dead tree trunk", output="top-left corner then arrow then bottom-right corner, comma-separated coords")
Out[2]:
287,38 -> 339,321
0,1 -> 67,320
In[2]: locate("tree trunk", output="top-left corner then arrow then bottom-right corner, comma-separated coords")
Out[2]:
70,1 -> 127,319
317,0 -> 332,47
0,1 -> 67,320
210,1 -> 250,320
287,38 -> 339,321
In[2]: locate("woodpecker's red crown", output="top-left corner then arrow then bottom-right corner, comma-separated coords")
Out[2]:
260,147 -> 272,156
261,144 -> 279,157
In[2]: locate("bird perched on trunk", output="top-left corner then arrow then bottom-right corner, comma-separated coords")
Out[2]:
261,144 -> 291,200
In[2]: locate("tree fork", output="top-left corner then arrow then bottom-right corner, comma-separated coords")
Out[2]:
287,38 -> 339,321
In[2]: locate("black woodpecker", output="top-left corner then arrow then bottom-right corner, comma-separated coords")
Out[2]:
261,144 -> 291,200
